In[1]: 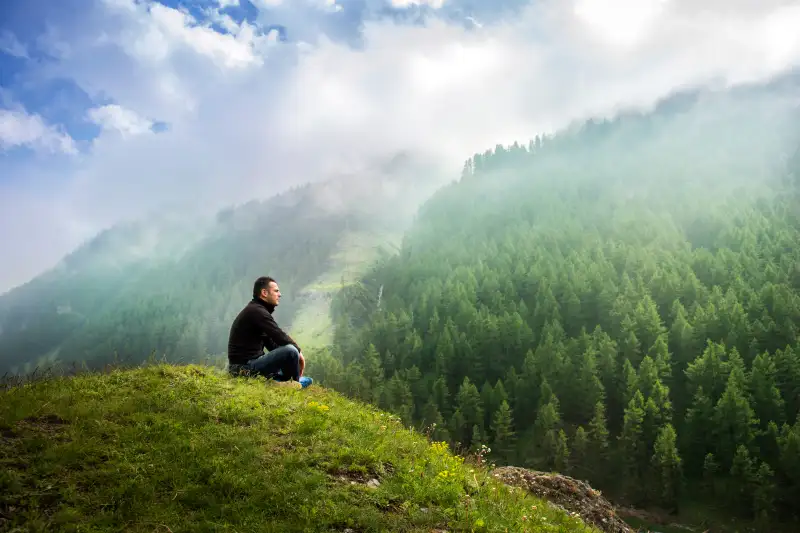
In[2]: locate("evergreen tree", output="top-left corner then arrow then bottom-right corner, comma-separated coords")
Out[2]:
619,391 -> 647,503
651,424 -> 683,512
713,372 -> 759,470
554,429 -> 570,473
490,400 -> 515,462
570,426 -> 589,480
587,400 -> 611,486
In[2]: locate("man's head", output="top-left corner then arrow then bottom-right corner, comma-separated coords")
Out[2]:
253,276 -> 280,306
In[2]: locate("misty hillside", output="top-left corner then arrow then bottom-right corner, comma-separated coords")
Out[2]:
0,153 -> 438,375
313,78 -> 800,530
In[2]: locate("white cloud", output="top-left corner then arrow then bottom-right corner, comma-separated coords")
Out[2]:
319,0 -> 344,12
0,108 -> 76,154
88,104 -> 154,137
573,0 -> 668,49
390,0 -> 446,8
0,31 -> 28,58
250,0 -> 286,8
3,0 -> 800,292
102,0 -> 267,70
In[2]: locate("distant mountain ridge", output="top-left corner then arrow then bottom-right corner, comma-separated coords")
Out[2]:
0,152 -> 441,375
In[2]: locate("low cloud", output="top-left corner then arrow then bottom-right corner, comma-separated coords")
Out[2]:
390,0 -> 447,8
1,0 -> 800,292
0,107 -> 76,154
0,30 -> 28,58
88,104 -> 155,137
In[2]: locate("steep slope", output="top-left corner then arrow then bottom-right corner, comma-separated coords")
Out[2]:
0,152 -> 438,375
291,229 -> 403,349
317,78 -> 800,529
0,364 -> 597,533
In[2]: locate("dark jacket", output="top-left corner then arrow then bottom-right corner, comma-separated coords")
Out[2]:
227,299 -> 301,365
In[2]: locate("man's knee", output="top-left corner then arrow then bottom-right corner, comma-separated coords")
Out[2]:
283,344 -> 299,360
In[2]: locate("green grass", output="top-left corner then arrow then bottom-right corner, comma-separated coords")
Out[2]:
0,364 -> 599,532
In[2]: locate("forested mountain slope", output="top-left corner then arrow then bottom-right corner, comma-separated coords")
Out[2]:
0,152 -> 435,375
313,80 -> 800,529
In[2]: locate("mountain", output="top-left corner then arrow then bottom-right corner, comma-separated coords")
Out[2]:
312,77 -> 800,530
5,63 -> 800,530
0,152 -> 441,376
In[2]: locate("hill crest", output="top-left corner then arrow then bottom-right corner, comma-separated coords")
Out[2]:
0,363 -> 600,533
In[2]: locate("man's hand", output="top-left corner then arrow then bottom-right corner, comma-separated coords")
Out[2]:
298,351 -> 306,377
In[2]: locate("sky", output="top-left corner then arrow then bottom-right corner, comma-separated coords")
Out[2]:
1,0 -> 800,293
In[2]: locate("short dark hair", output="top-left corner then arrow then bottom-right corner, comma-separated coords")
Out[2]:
253,276 -> 276,299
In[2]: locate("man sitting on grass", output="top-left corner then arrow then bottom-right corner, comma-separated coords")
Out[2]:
227,276 -> 313,389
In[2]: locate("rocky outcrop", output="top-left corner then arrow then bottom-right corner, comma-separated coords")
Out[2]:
492,466 -> 635,533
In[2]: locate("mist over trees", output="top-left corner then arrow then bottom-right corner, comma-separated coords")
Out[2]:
0,188 -> 359,374
311,82 -> 800,526
0,151 -> 441,375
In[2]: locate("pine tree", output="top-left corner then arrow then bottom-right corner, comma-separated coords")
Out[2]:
618,391 -> 646,503
431,376 -> 451,418
647,334 -> 673,382
470,424 -> 484,453
752,462 -> 776,528
683,387 -> 715,476
587,400 -> 611,485
778,420 -> 800,513
729,445 -> 754,513
455,377 -> 484,446
749,351 -> 785,429
702,453 -> 719,496
713,372 -> 759,470
570,426 -> 589,480
651,424 -> 683,512
361,343 -> 384,404
490,400 -> 515,462
383,373 -> 414,426
554,429 -> 570,473
530,396 -> 562,471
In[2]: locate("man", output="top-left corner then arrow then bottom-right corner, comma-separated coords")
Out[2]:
227,276 -> 313,388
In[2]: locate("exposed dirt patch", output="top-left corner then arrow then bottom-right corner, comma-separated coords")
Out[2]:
328,461 -> 394,485
492,466 -> 634,533
3,414 -> 69,440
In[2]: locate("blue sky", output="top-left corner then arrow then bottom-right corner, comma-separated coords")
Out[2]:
2,0 -> 800,293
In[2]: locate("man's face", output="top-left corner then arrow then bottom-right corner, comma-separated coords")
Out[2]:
262,281 -> 281,306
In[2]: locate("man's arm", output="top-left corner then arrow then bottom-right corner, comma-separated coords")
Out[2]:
255,308 -> 302,353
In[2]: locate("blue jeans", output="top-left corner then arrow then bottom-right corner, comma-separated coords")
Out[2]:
231,344 -> 301,381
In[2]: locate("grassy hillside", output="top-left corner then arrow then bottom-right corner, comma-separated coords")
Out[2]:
0,364 -> 596,532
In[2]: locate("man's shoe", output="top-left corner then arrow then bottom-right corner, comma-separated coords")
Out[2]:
299,376 -> 313,388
